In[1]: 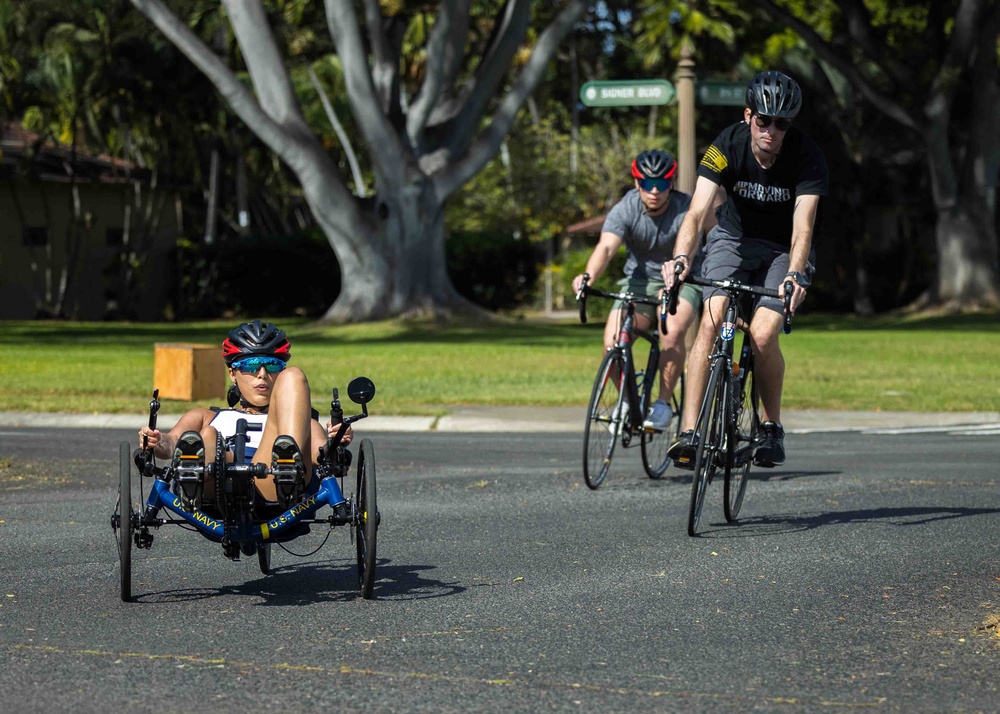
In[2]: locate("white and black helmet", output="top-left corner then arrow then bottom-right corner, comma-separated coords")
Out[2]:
746,71 -> 802,118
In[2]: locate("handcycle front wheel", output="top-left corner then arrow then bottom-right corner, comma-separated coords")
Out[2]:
688,360 -> 726,537
257,542 -> 272,575
115,441 -> 133,602
583,349 -> 626,489
724,356 -> 759,522
355,438 -> 378,599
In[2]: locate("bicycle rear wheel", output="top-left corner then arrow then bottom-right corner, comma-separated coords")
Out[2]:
724,353 -> 759,522
688,360 -> 726,537
641,380 -> 681,479
583,349 -> 625,489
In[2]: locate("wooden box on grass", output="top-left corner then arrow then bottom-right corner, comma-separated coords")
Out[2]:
153,343 -> 225,401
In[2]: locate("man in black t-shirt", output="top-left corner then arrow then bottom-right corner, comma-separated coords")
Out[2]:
662,71 -> 829,468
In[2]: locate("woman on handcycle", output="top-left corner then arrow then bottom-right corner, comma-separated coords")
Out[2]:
571,149 -> 705,431
138,320 -> 353,516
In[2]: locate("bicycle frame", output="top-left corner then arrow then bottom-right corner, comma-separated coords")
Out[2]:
682,274 -> 791,535
579,284 -> 664,432
612,301 -> 661,431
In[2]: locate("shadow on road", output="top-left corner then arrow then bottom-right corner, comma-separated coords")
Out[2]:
132,558 -> 465,605
700,505 -> 1000,538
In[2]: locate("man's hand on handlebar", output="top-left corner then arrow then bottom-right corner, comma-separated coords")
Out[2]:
779,275 -> 807,316
660,255 -> 689,291
572,272 -> 590,297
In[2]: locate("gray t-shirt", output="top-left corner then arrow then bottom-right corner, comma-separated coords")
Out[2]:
601,188 -> 692,281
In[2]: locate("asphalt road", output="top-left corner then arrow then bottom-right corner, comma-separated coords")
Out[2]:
1,427 -> 998,713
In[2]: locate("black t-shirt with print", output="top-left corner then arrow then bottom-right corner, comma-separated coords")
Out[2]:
697,122 -> 828,247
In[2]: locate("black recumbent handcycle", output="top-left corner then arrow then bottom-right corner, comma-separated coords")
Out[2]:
111,377 -> 380,602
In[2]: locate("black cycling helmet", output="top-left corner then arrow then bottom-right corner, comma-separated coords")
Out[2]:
746,71 -> 802,118
221,319 -> 291,366
631,149 -> 678,181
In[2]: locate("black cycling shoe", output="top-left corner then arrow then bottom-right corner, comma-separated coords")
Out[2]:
754,421 -> 786,467
667,429 -> 698,470
271,435 -> 306,509
172,430 -> 205,511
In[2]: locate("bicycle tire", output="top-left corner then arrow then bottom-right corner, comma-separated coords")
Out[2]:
355,438 -> 378,599
688,360 -> 726,537
257,542 -> 272,575
641,380 -> 681,479
116,441 -> 133,602
724,352 -> 759,522
583,349 -> 626,489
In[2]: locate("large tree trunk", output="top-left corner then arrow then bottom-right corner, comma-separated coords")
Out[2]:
307,176 -> 478,323
933,205 -> 1000,308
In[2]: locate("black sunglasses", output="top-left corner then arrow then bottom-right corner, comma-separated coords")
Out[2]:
753,114 -> 792,131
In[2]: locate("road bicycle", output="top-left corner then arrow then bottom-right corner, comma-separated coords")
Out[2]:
678,275 -> 792,536
111,377 -> 380,602
575,278 -> 683,488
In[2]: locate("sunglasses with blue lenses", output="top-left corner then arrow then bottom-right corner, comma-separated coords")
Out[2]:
637,177 -> 672,192
232,356 -> 286,374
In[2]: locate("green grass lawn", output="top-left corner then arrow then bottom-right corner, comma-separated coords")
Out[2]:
3,312 -> 999,415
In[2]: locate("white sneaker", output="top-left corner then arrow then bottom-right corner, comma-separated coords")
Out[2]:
643,399 -> 673,432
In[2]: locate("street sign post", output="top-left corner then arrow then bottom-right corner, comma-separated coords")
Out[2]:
697,81 -> 746,107
580,79 -> 676,108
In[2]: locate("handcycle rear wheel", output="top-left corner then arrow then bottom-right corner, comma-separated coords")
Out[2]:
355,438 -> 378,599
724,353 -> 759,522
116,441 -> 133,602
688,360 -> 726,537
583,349 -> 625,489
641,378 -> 682,479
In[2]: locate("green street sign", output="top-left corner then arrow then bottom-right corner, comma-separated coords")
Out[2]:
580,79 -> 675,107
697,81 -> 746,107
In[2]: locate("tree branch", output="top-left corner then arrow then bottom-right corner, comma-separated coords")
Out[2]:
362,0 -> 399,112
222,0 -> 311,138
129,0 -> 289,152
129,0 -> 356,227
434,0 -> 586,198
325,0 -> 411,179
308,65 -> 368,197
407,0 -> 471,148
750,0 -> 918,130
443,0 -> 534,155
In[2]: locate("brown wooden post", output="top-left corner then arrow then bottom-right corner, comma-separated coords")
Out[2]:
675,44 -> 697,195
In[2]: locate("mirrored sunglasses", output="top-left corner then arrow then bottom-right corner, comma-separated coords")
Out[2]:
638,177 -> 672,192
753,114 -> 792,131
232,356 -> 286,374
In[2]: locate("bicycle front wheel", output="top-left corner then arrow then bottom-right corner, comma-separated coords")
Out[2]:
583,349 -> 626,489
688,360 -> 726,537
724,354 -> 759,522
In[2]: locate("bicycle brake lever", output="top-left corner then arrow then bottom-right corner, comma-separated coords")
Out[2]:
144,388 -> 160,453
577,278 -> 589,325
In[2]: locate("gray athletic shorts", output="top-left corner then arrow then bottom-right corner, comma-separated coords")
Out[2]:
700,227 -> 815,314
613,276 -> 702,322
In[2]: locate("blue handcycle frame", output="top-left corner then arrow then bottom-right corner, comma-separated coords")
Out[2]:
114,377 -> 379,602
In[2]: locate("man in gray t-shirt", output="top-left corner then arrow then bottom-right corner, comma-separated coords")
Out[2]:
572,150 -> 703,432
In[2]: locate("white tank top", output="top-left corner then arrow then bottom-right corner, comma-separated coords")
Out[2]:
210,409 -> 268,462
